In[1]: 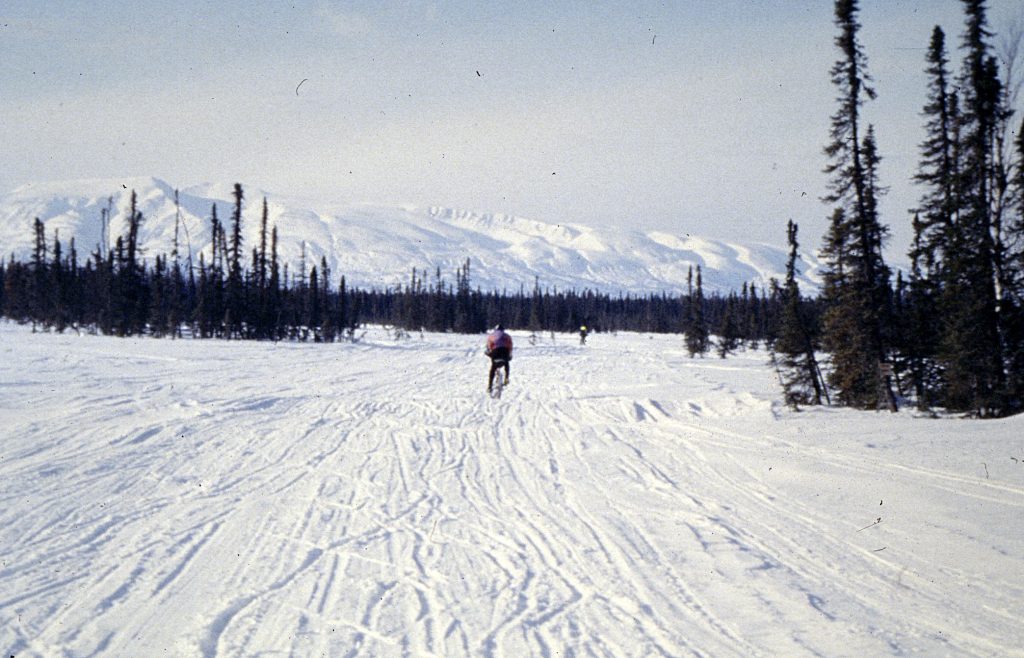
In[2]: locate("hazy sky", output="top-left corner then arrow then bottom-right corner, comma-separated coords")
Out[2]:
2,1 -> 1022,255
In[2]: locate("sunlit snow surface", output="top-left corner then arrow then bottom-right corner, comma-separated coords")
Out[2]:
1,323 -> 1022,657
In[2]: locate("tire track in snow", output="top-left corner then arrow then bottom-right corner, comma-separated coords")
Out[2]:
5,328 -> 1021,656
585,361 -> 1021,657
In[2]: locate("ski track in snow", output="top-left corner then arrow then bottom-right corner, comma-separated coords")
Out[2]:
1,325 -> 1023,657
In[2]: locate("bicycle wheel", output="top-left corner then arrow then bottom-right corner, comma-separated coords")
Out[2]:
490,360 -> 507,399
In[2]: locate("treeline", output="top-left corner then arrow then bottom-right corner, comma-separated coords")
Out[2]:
0,184 -> 794,347
360,263 -> 783,347
770,0 -> 1024,418
1,186 -> 363,342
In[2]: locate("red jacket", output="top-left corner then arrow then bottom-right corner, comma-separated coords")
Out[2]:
486,329 -> 513,354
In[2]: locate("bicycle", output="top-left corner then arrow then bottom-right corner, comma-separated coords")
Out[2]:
489,357 -> 509,399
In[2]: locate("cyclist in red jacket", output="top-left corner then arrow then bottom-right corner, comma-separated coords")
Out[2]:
485,324 -> 513,392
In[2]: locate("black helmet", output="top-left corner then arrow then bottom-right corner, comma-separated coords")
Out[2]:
495,323 -> 505,331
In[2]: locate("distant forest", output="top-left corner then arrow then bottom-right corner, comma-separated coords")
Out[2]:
4,0 -> 1024,418
0,184 -> 787,345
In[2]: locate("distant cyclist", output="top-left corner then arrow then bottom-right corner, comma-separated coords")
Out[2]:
485,324 -> 513,392
579,325 -> 589,345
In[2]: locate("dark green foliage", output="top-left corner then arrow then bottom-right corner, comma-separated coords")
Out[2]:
224,184 -> 245,338
914,26 -> 958,277
942,0 -> 1013,415
1003,118 -> 1024,407
899,215 -> 943,410
684,266 -> 710,357
716,293 -> 741,358
771,221 -> 826,409
1,201 -> 790,344
820,0 -> 896,411
898,0 -> 1022,416
5,187 -> 807,400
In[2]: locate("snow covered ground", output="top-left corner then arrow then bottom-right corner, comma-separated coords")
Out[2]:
1,323 -> 1022,657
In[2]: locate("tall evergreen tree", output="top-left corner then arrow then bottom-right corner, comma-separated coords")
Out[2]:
685,265 -> 709,357
269,225 -> 282,340
820,0 -> 896,410
31,218 -> 47,329
49,232 -> 66,331
914,25 -> 960,278
903,213 -> 943,409
225,183 -> 245,338
205,205 -> 226,337
1002,117 -> 1024,406
936,0 -> 1010,414
117,191 -> 147,336
258,197 -> 269,290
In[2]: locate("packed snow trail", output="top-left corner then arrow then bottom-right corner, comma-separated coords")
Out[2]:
1,325 -> 1022,657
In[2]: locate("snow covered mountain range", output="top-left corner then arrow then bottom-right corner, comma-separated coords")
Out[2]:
0,177 -> 823,295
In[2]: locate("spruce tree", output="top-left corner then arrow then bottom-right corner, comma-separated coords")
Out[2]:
914,26 -> 959,276
908,30 -> 960,408
49,232 -> 65,331
116,191 -> 147,336
225,183 -> 245,338
454,258 -> 475,333
339,274 -> 350,337
1002,117 -> 1024,407
320,256 -> 335,341
258,197 -> 269,290
149,254 -> 168,336
903,213 -> 943,409
307,265 -> 320,340
820,0 -> 896,410
938,0 -> 1009,414
168,255 -> 185,338
194,253 -> 210,338
772,221 -> 825,409
716,294 -> 741,358
685,265 -> 709,357
0,261 -> 6,319
208,204 -> 227,337
269,225 -> 281,340
31,218 -> 47,330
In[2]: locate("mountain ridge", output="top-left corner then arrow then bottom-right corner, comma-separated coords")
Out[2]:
0,177 -> 824,295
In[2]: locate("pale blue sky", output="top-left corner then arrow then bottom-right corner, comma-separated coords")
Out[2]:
2,1 -> 1022,255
